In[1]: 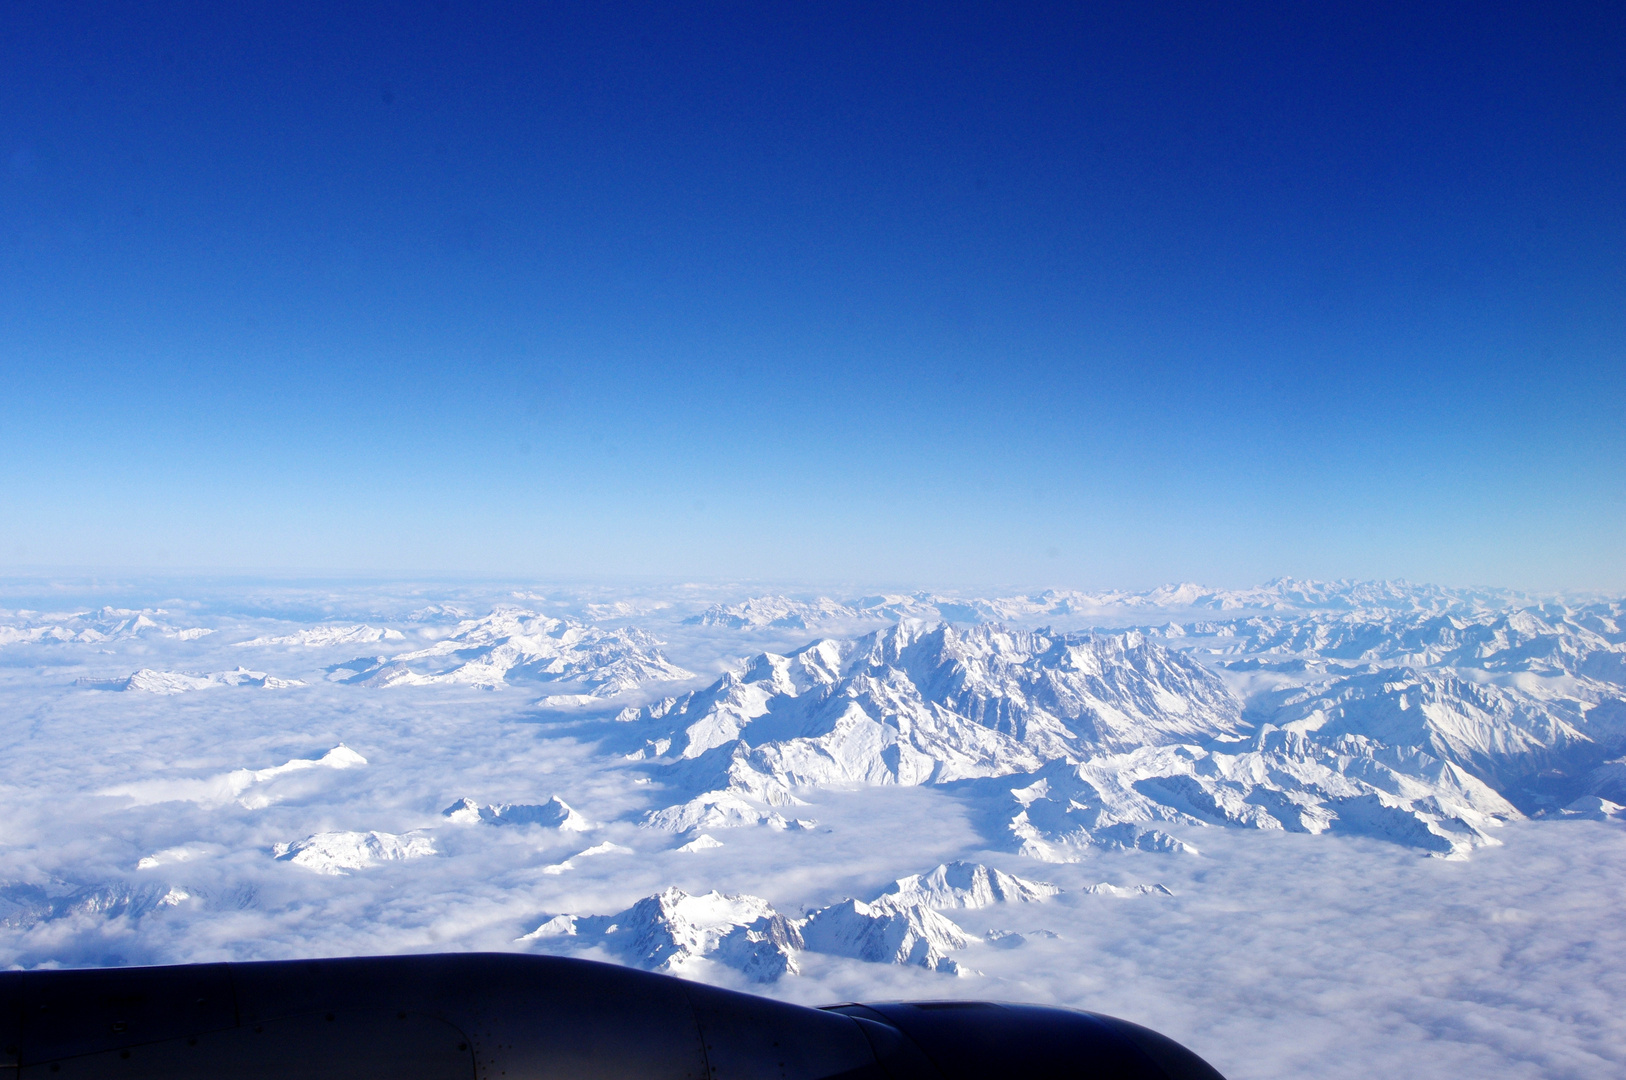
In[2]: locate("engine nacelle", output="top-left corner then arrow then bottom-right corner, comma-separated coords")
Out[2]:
0,953 -> 1223,1079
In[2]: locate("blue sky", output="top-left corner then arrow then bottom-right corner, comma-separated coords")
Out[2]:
2,2 -> 1622,590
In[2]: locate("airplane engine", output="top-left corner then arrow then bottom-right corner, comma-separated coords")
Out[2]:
0,952 -> 1224,1080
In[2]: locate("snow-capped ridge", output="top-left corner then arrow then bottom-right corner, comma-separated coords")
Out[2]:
800,895 -> 971,974
0,879 -> 193,930
680,580 -> 1528,634
878,862 -> 1059,909
0,607 -> 185,647
677,834 -> 725,851
1082,882 -> 1174,897
273,830 -> 435,875
968,738 -> 1520,861
441,795 -> 591,831
521,885 -> 974,981
629,621 -> 1246,836
541,841 -> 633,875
77,667 -> 305,694
237,625 -> 406,647
1559,795 -> 1624,820
329,607 -> 692,695
459,601 -> 1608,863
521,886 -> 794,979
986,928 -> 1060,949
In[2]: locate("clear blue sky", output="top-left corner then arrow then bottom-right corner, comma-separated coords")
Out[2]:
2,2 -> 1622,590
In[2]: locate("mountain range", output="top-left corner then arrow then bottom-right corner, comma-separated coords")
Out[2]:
318,607 -> 693,695
619,605 -> 1626,859
680,579 -> 1534,630
521,861 -> 1061,981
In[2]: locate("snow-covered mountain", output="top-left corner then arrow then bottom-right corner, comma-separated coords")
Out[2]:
612,609 -> 1619,857
520,861 -> 1047,982
624,621 -> 1253,837
237,624 -> 406,647
441,795 -> 592,831
76,667 -> 305,693
624,622 -> 1243,796
523,887 -> 800,980
328,607 -> 692,695
1186,606 -> 1626,678
684,595 -> 942,629
1081,882 -> 1173,897
877,861 -> 1059,908
273,830 -> 436,875
1156,604 -> 1626,809
1245,670 -> 1618,784
0,607 -> 208,645
800,896 -> 970,974
956,736 -> 1519,862
679,580 -> 1531,632
1585,756 -> 1626,802
500,594 -> 1626,825
0,880 -> 192,930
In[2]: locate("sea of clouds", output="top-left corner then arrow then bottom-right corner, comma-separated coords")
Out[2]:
0,578 -> 1621,1080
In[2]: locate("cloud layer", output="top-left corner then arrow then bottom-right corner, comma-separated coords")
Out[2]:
0,580 -> 1621,1079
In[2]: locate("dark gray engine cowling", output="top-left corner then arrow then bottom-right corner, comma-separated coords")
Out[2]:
0,952 -> 1224,1080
